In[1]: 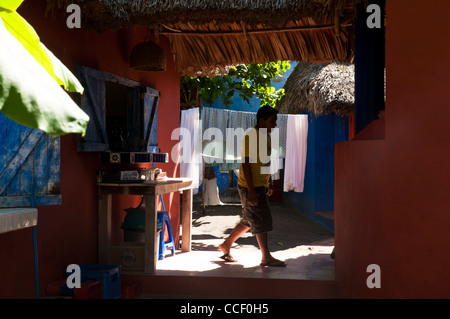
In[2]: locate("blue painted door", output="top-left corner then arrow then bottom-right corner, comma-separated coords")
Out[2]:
0,114 -> 61,207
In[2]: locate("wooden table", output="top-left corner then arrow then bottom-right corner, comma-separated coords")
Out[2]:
97,178 -> 193,274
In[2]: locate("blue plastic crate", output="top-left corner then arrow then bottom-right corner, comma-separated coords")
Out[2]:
79,264 -> 121,299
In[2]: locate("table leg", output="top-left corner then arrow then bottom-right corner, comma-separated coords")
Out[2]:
98,193 -> 112,264
144,194 -> 158,274
181,188 -> 192,252
32,226 -> 39,299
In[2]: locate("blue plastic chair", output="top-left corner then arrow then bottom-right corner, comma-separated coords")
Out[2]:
157,211 -> 175,260
152,163 -> 175,260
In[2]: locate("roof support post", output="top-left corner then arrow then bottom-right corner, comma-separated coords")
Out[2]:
354,0 -> 385,135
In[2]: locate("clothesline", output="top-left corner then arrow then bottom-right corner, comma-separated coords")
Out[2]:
180,107 -> 308,193
201,107 -> 288,161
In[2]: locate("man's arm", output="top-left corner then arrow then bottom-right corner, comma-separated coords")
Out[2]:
242,158 -> 257,206
267,175 -> 273,197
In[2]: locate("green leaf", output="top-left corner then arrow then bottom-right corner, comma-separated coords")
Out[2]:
0,15 -> 89,135
181,61 -> 290,107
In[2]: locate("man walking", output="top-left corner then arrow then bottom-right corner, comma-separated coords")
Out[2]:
219,105 -> 286,267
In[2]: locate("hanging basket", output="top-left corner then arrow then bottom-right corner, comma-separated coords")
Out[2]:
130,38 -> 166,72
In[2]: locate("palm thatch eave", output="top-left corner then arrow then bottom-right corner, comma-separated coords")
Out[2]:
277,61 -> 355,116
46,0 -> 357,31
45,0 -> 358,76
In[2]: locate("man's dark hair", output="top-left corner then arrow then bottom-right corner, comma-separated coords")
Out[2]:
257,105 -> 278,123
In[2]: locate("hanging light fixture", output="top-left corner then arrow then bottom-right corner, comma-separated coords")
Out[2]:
130,35 -> 166,72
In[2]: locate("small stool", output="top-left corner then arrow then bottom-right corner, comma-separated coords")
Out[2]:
157,211 -> 175,260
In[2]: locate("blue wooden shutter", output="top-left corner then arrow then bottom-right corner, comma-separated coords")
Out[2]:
75,64 -> 109,152
143,87 -> 159,151
127,86 -> 145,152
75,65 -> 149,152
0,114 -> 61,207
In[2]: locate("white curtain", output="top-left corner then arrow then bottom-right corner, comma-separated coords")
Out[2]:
283,114 -> 308,192
180,108 -> 202,194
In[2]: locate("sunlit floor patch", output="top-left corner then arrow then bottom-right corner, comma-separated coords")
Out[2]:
154,203 -> 335,281
155,238 -> 335,281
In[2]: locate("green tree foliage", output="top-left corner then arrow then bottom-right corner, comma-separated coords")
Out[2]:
181,61 -> 290,109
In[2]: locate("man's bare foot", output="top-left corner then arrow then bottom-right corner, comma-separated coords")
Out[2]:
260,258 -> 286,267
219,242 -> 230,256
219,242 -> 237,262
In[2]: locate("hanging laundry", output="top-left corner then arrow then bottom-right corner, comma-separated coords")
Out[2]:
283,114 -> 308,192
200,107 -> 294,181
201,107 -> 229,137
180,108 -> 202,194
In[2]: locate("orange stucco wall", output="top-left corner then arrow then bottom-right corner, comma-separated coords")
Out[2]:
2,0 -> 449,300
335,0 -> 450,298
0,1 -> 181,298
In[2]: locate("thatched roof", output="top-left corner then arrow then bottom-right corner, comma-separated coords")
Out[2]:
46,0 -> 359,76
277,60 -> 355,116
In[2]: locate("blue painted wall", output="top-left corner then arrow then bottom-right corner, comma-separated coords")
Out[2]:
284,113 -> 349,233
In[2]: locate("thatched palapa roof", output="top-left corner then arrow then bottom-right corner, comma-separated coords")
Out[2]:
46,0 -> 358,76
277,60 -> 355,116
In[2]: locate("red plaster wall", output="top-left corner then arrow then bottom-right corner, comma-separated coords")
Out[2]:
0,1 -> 181,298
335,0 -> 450,298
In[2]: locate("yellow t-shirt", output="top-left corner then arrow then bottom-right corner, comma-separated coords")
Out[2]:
238,128 -> 271,188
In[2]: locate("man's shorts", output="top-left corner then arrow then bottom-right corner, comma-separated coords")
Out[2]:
237,185 -> 273,234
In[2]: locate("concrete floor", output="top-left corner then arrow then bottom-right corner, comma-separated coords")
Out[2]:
153,237 -> 335,281
121,201 -> 336,299
172,201 -> 335,281
132,202 -> 335,299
